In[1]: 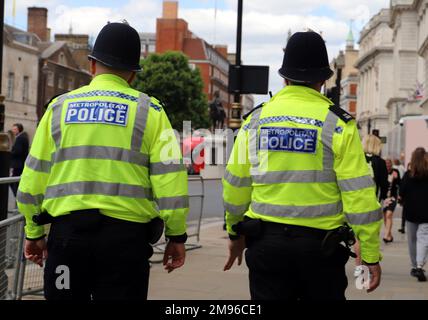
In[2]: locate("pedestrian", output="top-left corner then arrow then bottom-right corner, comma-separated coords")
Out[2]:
222,31 -> 382,300
17,22 -> 189,300
382,158 -> 401,243
399,147 -> 428,282
7,129 -> 15,151
393,158 -> 406,233
10,123 -> 29,197
354,134 -> 388,278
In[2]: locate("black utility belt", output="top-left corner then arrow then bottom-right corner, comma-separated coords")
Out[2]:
262,221 -> 329,240
233,218 -> 329,240
233,218 -> 357,258
33,210 -> 164,244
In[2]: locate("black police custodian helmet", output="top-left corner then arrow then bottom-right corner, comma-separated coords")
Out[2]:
278,32 -> 333,83
88,22 -> 141,72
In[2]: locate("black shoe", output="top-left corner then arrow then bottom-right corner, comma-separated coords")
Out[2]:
414,268 -> 427,282
411,268 -> 418,277
383,237 -> 394,243
398,228 -> 405,234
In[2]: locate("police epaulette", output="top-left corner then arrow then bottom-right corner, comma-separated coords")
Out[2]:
243,102 -> 264,120
44,93 -> 65,111
150,96 -> 164,111
329,104 -> 354,123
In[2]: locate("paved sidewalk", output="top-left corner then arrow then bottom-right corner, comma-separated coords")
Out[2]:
21,218 -> 427,300
148,218 -> 428,300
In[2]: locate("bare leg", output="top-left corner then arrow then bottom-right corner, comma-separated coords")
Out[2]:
384,210 -> 394,240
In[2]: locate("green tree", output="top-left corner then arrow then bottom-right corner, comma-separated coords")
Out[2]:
133,51 -> 210,130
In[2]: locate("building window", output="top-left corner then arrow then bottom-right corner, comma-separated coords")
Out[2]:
7,73 -> 14,100
350,84 -> 357,96
148,44 -> 155,53
349,101 -> 357,114
59,52 -> 66,65
68,77 -> 74,90
58,75 -> 64,89
47,71 -> 54,87
22,76 -> 29,103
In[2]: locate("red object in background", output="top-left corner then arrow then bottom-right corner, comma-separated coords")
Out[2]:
182,136 -> 205,174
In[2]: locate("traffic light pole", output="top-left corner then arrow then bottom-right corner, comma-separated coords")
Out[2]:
234,0 -> 242,104
229,0 -> 243,130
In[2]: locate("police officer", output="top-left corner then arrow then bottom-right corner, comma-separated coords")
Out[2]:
17,22 -> 189,300
223,32 -> 382,300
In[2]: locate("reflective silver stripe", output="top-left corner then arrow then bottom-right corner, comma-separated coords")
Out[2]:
251,170 -> 336,184
156,196 -> 189,210
131,93 -> 151,152
224,170 -> 252,187
338,175 -> 375,192
248,107 -> 263,166
51,94 -> 68,148
16,190 -> 44,205
150,162 -> 185,175
251,200 -> 343,218
345,208 -> 382,225
321,111 -> 338,171
44,181 -> 153,200
25,155 -> 52,173
224,201 -> 250,216
54,146 -> 149,167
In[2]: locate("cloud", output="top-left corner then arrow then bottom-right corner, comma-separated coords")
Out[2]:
6,0 -> 390,105
181,7 -> 353,103
49,0 -> 162,38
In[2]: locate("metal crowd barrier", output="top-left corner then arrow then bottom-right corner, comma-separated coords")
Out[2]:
0,214 -> 26,300
0,174 -> 212,298
1,176 -> 46,299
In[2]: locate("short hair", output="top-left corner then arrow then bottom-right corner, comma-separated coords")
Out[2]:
363,134 -> 382,156
13,123 -> 24,133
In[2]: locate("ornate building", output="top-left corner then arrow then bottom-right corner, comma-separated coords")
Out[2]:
356,1 -> 428,158
325,25 -> 359,117
1,24 -> 40,138
355,9 -> 394,147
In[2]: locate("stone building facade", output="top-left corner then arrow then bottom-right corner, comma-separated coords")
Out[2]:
355,8 -> 394,147
356,1 -> 428,158
27,7 -> 92,120
1,25 -> 40,139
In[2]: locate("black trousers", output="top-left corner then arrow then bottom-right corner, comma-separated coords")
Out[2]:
10,167 -> 23,197
44,211 -> 153,300
245,226 -> 349,300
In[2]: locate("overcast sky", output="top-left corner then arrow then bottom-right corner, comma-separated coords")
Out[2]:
5,0 -> 390,104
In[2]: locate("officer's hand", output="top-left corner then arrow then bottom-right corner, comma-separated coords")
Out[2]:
163,241 -> 186,273
224,237 -> 246,271
24,238 -> 47,267
365,263 -> 382,293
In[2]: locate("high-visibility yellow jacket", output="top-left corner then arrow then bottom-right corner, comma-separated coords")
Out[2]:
223,85 -> 382,263
17,74 -> 189,240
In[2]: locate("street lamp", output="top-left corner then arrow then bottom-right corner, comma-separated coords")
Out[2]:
333,51 -> 345,107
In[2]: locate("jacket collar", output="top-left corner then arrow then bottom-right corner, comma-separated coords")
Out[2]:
271,85 -> 334,105
90,74 -> 130,88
